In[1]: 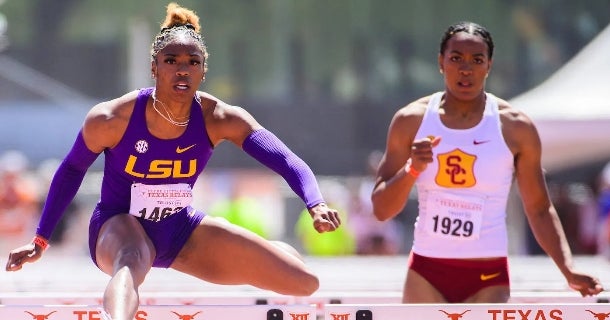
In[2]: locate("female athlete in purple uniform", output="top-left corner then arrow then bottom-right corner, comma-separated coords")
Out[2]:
5,3 -> 341,319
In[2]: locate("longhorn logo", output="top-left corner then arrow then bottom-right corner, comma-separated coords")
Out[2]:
171,311 -> 202,320
24,311 -> 57,320
439,309 -> 471,320
586,310 -> 610,320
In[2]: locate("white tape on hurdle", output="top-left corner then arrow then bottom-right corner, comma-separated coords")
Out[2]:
324,303 -> 610,320
3,290 -> 607,306
3,302 -> 610,320
510,291 -> 610,303
0,304 -> 316,320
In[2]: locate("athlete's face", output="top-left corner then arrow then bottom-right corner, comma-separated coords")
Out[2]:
151,37 -> 206,103
438,32 -> 492,101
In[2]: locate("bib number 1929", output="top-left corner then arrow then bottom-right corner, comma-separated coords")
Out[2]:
431,215 -> 473,238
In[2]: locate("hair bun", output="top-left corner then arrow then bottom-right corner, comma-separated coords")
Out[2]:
161,2 -> 201,33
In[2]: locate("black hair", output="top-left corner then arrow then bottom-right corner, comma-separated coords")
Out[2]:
150,3 -> 208,72
439,21 -> 494,59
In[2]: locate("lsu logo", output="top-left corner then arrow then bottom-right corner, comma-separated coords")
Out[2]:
435,149 -> 477,188
124,155 -> 197,179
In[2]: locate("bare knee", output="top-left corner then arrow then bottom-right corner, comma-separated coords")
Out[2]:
294,272 -> 320,296
112,248 -> 152,286
96,214 -> 155,284
271,241 -> 303,261
270,241 -> 319,295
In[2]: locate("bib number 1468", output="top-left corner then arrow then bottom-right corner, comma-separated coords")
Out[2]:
137,206 -> 184,222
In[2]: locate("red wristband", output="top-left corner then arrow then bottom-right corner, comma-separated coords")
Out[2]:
405,164 -> 420,178
32,235 -> 49,250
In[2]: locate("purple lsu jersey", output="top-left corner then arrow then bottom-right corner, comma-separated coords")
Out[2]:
88,87 -> 213,268
98,87 -> 213,214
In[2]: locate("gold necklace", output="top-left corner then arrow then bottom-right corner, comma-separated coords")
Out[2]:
151,90 -> 190,127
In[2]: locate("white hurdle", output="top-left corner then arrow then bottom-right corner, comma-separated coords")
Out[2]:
324,303 -> 610,320
0,291 -> 398,318
2,291 -> 609,319
2,291 -> 608,305
3,302 -> 610,320
0,304 -> 316,320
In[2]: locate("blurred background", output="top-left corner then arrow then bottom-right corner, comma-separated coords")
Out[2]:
1,0 -> 610,259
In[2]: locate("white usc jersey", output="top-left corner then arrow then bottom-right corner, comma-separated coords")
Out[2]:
411,92 -> 515,258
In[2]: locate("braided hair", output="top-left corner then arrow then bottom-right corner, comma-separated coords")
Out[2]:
439,21 -> 494,59
150,2 -> 208,72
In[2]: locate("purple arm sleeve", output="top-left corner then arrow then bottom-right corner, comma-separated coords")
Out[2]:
242,129 -> 325,209
36,131 -> 99,239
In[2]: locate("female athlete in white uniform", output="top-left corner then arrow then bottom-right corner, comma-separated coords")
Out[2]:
371,21 -> 603,303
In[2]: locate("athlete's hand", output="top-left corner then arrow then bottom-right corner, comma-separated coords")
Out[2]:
567,272 -> 604,297
409,135 -> 441,172
5,242 -> 44,272
308,203 -> 341,233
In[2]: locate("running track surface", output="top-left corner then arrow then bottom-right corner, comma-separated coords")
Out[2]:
1,253 -> 608,298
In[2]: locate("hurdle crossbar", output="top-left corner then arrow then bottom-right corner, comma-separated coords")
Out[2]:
2,290 -> 608,306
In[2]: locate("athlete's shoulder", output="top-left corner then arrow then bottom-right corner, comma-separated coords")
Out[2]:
492,93 -> 540,148
196,90 -> 261,146
82,90 -> 139,149
197,90 -> 249,120
494,95 -> 535,128
88,89 -> 139,121
394,93 -> 435,119
196,90 -> 220,107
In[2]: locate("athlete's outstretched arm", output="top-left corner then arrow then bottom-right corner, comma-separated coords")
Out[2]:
203,100 -> 340,233
508,109 -> 603,297
372,101 -> 439,221
5,95 -> 129,272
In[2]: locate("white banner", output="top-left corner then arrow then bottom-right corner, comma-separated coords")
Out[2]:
0,304 -> 315,320
324,303 -> 610,320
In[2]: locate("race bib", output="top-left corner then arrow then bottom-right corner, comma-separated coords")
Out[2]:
129,183 -> 193,222
424,191 -> 485,240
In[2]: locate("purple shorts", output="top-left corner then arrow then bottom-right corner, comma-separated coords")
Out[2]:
408,252 -> 510,302
88,205 -> 205,268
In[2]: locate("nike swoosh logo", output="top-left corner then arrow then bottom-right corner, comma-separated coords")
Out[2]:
480,272 -> 501,281
473,140 -> 490,145
176,144 -> 196,153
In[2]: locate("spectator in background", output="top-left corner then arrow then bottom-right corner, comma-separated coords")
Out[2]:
512,5 -> 564,90
545,182 -> 599,255
295,180 -> 354,256
36,158 -> 88,252
210,184 -> 269,238
295,202 -> 355,256
597,162 -> 610,259
570,183 -> 600,255
349,150 -> 403,255
0,150 -> 40,254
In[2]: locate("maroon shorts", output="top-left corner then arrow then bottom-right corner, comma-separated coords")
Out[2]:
408,252 -> 510,302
